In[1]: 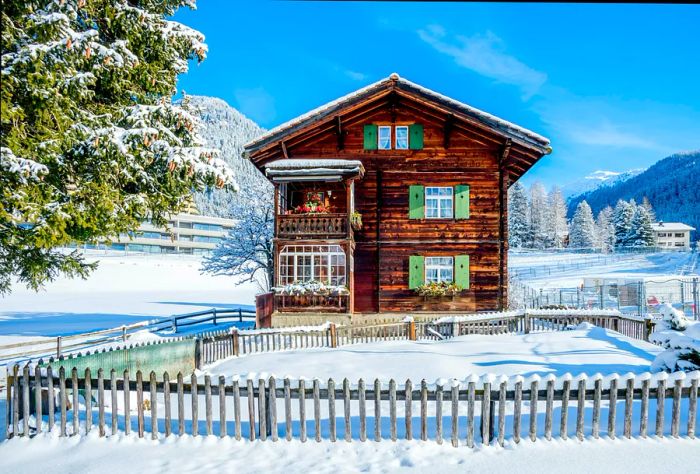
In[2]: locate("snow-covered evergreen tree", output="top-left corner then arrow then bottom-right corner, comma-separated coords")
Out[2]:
613,199 -> 635,248
641,196 -> 656,223
201,181 -> 274,291
546,186 -> 568,248
1,0 -> 234,294
508,181 -> 529,248
528,182 -> 548,249
569,201 -> 597,249
627,204 -> 656,248
596,206 -> 615,253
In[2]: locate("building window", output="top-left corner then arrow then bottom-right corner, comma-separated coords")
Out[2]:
278,245 -> 346,286
675,233 -> 684,238
425,257 -> 454,283
425,187 -> 454,218
193,223 -> 223,231
395,126 -> 408,149
378,126 -> 391,150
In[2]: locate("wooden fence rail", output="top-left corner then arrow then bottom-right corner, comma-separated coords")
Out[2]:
6,366 -> 698,446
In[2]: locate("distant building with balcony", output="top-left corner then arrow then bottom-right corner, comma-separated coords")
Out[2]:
652,222 -> 695,250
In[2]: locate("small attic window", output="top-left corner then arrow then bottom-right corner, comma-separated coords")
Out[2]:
378,126 -> 391,150
395,126 -> 409,149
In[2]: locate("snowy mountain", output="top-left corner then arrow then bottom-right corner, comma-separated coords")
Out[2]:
186,96 -> 271,217
561,168 -> 645,199
567,151 -> 700,241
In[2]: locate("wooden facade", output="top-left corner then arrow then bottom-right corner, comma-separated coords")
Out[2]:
245,74 -> 550,320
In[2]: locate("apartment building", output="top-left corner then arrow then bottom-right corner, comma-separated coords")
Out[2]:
652,222 -> 695,250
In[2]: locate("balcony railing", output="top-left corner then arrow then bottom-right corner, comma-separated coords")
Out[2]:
277,213 -> 348,239
274,293 -> 350,313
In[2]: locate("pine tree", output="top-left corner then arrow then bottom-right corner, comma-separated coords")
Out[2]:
528,182 -> 548,249
627,205 -> 656,248
508,181 -> 529,248
596,206 -> 615,253
569,201 -> 597,249
613,199 -> 635,248
1,1 -> 235,294
641,197 -> 656,223
546,186 -> 569,248
201,182 -> 274,291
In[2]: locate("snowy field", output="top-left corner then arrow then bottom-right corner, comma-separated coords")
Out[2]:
0,433 -> 698,474
510,251 -> 698,289
0,252 -> 258,337
203,325 -> 662,380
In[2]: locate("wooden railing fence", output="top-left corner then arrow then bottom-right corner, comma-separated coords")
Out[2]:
6,366 -> 698,446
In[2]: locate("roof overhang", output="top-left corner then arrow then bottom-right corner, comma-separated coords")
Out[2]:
264,159 -> 365,183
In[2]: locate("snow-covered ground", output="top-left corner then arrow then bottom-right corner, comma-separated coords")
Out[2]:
0,433 -> 698,474
203,326 -> 661,381
0,253 -> 258,337
510,251 -> 698,289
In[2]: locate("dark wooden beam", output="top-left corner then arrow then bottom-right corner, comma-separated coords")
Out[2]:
389,91 -> 398,123
335,115 -> 344,151
443,114 -> 455,149
281,141 -> 289,159
500,138 -> 512,164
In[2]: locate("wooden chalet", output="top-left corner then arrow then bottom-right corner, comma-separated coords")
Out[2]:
245,73 -> 551,325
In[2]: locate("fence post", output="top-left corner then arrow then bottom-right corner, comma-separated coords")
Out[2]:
213,308 -> 217,326
195,338 -> 203,369
172,318 -> 178,332
408,320 -> 416,341
524,313 -> 530,334
693,277 -> 699,321
329,323 -> 337,348
56,336 -> 62,358
239,308 -> 243,323
122,325 -> 127,342
644,318 -> 654,342
231,329 -> 240,356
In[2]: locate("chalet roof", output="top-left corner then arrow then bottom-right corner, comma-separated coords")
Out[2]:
243,73 -> 551,157
652,222 -> 695,232
265,158 -> 365,181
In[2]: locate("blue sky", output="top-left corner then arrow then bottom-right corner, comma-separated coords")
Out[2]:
173,2 -> 700,188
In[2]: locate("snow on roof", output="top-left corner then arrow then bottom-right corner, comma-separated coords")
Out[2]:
244,73 -> 550,155
652,222 -> 696,232
264,159 -> 364,170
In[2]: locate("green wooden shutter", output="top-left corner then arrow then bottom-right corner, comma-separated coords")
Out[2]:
408,185 -> 424,219
409,255 -> 425,289
409,124 -> 423,149
363,124 -> 378,150
455,184 -> 470,219
455,255 -> 470,289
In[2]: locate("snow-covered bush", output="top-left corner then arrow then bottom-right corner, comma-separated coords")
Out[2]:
650,303 -> 700,372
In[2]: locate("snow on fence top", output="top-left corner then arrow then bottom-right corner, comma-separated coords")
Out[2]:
433,308 -> 624,324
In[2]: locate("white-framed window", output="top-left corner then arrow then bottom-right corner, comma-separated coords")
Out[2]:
395,125 -> 409,149
425,256 -> 454,283
425,187 -> 454,218
278,245 -> 346,286
378,126 -> 392,150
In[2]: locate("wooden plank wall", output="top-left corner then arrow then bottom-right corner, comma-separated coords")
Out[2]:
288,105 -> 505,313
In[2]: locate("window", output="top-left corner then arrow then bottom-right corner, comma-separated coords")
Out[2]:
278,245 -> 346,286
378,126 -> 391,150
425,257 -> 454,283
675,233 -> 684,238
395,126 -> 408,149
675,242 -> 685,247
193,223 -> 223,231
425,187 -> 454,218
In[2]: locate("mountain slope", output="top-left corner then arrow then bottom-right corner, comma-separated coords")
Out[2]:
187,96 -> 270,217
561,168 -> 645,199
567,151 -> 700,240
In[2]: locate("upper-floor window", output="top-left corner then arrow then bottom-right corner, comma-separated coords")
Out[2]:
425,187 -> 454,218
425,256 -> 454,283
675,233 -> 684,238
378,126 -> 392,150
395,126 -> 408,149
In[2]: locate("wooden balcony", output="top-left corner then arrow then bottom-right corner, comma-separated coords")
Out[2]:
274,293 -> 350,313
277,213 -> 348,239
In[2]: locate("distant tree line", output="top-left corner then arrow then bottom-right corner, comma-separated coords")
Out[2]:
508,182 -> 657,252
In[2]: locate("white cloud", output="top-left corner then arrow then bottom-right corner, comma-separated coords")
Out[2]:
343,69 -> 367,81
417,26 -> 547,100
233,87 -> 276,124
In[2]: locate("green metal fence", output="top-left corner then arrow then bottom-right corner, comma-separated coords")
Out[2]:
43,338 -> 197,376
